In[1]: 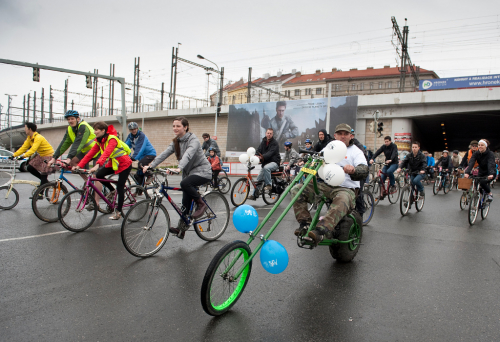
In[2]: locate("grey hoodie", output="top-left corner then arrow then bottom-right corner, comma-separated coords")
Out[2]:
150,132 -> 212,180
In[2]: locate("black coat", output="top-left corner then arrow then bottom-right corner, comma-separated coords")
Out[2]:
400,150 -> 427,174
435,155 -> 452,170
314,129 -> 333,152
373,142 -> 399,165
256,137 -> 281,166
465,148 -> 496,176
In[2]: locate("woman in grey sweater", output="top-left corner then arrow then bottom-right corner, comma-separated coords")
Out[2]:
143,117 -> 212,238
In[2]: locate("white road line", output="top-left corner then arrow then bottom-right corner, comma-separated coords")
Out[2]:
0,223 -> 121,243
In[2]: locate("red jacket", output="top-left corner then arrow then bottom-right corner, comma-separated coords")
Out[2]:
78,125 -> 132,174
207,155 -> 222,171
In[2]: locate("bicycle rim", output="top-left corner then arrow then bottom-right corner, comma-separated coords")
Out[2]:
388,182 -> 400,204
121,199 -> 170,257
362,191 -> 374,225
459,193 -> 467,210
195,192 -> 229,241
416,192 -> 425,211
433,177 -> 440,194
262,187 -> 280,205
468,194 -> 479,225
231,178 -> 249,207
481,201 -> 490,219
218,177 -> 231,194
58,189 -> 97,232
32,182 -> 68,222
0,186 -> 19,210
399,187 -> 410,216
201,241 -> 252,316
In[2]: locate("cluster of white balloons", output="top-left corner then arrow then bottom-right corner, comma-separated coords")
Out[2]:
238,147 -> 260,166
317,140 -> 348,187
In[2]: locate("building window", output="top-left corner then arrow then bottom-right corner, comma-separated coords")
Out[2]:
335,84 -> 342,91
378,82 -> 383,89
294,89 -> 300,96
305,88 -> 312,95
316,87 -> 322,95
360,83 -> 364,90
351,84 -> 356,90
387,81 -> 392,89
370,83 -> 374,90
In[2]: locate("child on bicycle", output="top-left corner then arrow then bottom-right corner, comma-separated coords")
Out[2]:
74,122 -> 132,220
207,147 -> 222,190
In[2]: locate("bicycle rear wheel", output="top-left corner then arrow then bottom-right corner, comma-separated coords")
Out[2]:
399,186 -> 411,216
362,190 -> 375,225
0,186 -> 19,210
230,178 -> 249,207
388,182 -> 400,204
201,240 -> 252,316
217,176 -> 231,194
194,192 -> 229,241
58,189 -> 97,232
121,199 -> 170,258
32,182 -> 69,222
468,193 -> 479,225
262,186 -> 280,205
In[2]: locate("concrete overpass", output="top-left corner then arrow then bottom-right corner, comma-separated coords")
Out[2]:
1,87 -> 499,155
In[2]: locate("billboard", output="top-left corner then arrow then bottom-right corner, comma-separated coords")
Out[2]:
225,96 -> 358,156
420,74 -> 500,91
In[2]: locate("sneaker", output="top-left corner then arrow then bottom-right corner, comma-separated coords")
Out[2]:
294,222 -> 309,236
264,185 -> 272,191
109,210 -> 122,220
389,185 -> 397,193
247,195 -> 256,200
487,194 -> 493,202
307,226 -> 327,246
145,175 -> 153,185
419,191 -> 425,198
106,190 -> 116,202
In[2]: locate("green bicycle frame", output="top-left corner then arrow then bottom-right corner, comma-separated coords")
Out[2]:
229,155 -> 361,279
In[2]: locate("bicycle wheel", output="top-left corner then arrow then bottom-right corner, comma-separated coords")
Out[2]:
388,181 -> 400,204
329,212 -> 363,263
371,181 -> 381,206
32,182 -> 69,222
230,178 -> 249,207
443,177 -> 451,194
0,186 -> 19,210
195,192 -> 229,241
121,199 -> 170,257
399,186 -> 411,216
58,189 -> 97,232
262,186 -> 280,205
217,176 -> 231,194
362,190 -> 375,225
459,192 -> 467,210
415,191 -> 425,212
481,199 -> 490,220
468,193 -> 479,225
433,176 -> 441,195
201,240 -> 252,316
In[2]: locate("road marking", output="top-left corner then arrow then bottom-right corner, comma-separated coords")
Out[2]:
0,224 -> 121,243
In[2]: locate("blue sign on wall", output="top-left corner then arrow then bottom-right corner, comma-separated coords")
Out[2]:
222,166 -> 229,173
420,74 -> 500,91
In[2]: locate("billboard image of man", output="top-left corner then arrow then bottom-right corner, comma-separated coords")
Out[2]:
262,101 -> 298,145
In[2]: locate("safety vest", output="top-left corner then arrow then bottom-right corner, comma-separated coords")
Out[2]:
99,135 -> 131,171
67,120 -> 96,153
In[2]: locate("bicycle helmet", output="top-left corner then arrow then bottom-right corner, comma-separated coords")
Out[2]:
64,110 -> 79,118
443,150 -> 449,153
351,129 -> 355,134
128,122 -> 139,130
284,141 -> 292,147
305,139 -> 312,144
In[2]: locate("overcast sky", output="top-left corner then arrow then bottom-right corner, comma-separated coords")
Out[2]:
1,0 -> 499,124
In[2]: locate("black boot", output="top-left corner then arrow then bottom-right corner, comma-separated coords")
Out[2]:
192,197 -> 207,218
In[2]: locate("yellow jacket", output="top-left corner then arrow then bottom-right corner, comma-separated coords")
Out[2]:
13,132 -> 54,158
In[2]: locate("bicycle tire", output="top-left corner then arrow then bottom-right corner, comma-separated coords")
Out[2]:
399,186 -> 411,216
32,181 -> 69,222
433,176 -> 441,195
481,199 -> 490,220
217,176 -> 231,195
388,181 -> 400,204
58,189 -> 97,232
329,211 -> 363,263
121,199 -> 170,258
372,180 -> 381,206
230,178 -> 249,207
362,190 -> 375,225
468,193 -> 479,225
0,186 -> 19,210
201,240 -> 252,316
459,192 -> 467,210
194,192 -> 229,241
262,186 -> 280,205
415,192 -> 425,212
443,177 -> 451,194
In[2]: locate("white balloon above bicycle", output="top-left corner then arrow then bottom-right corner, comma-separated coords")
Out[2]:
321,140 -> 348,186
323,140 -> 347,164
239,147 -> 259,165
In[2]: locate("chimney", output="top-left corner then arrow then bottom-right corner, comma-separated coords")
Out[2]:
384,65 -> 390,68
295,71 -> 301,77
367,66 -> 374,69
263,73 -> 270,79
292,69 -> 296,74
332,68 -> 337,73
277,71 -> 282,77
315,69 -> 321,75
350,68 -> 358,71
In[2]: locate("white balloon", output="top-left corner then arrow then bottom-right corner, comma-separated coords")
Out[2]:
239,153 -> 249,164
323,141 -> 347,164
323,164 -> 345,186
250,156 -> 260,165
247,147 -> 256,157
317,165 -> 325,179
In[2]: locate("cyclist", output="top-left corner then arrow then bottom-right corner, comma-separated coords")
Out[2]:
202,133 -> 221,159
460,140 -> 479,169
435,150 -> 452,173
423,151 -> 435,180
304,139 -> 313,151
314,129 -> 333,152
396,141 -> 427,197
292,123 -> 368,245
10,122 -> 54,187
283,141 -> 300,170
125,122 -> 156,186
248,128 -> 281,200
370,136 -> 399,196
207,147 -> 222,190
74,122 -> 132,220
143,117 -> 212,239
464,139 -> 496,202
451,150 -> 461,168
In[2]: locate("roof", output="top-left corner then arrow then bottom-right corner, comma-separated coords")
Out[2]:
284,66 -> 438,85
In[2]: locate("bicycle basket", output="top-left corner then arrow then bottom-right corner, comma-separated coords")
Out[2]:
457,178 -> 472,190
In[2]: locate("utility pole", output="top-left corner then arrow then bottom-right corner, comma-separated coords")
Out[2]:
172,47 -> 179,109
33,90 -> 36,122
92,69 -> 98,116
49,86 -> 53,123
64,79 -> 68,113
247,67 -> 252,103
27,93 -> 30,121
23,95 -> 26,123
41,88 -> 44,124
161,82 -> 164,110
5,94 -> 17,151
71,99 -> 74,110
206,72 -> 211,106
169,47 -> 175,109
101,86 -> 103,116
391,17 -> 419,92
132,58 -> 140,113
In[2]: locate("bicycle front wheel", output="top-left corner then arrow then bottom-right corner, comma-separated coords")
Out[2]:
58,189 -> 97,232
121,199 -> 170,258
468,193 -> 479,225
481,200 -> 490,220
388,182 -> 400,204
217,176 -> 231,194
371,180 -> 381,206
195,192 -> 230,241
415,192 -> 425,212
32,182 -> 69,222
399,186 -> 411,216
433,176 -> 441,195
231,178 -> 249,207
459,192 -> 467,210
362,190 -> 375,225
0,186 -> 19,210
201,240 -> 252,316
443,177 -> 451,194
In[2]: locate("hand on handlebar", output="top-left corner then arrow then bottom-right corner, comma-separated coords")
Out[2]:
369,159 -> 374,164
464,174 -> 469,179
488,175 -> 494,180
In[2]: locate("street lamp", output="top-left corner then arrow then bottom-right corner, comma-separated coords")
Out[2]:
5,94 -> 17,151
197,54 -> 223,137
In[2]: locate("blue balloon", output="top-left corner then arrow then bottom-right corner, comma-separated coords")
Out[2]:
260,240 -> 289,274
232,204 -> 259,234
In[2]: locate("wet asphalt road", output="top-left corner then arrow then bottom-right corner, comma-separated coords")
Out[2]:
1,173 -> 500,342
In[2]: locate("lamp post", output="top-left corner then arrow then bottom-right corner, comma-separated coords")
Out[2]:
5,94 -> 17,151
197,55 -> 223,138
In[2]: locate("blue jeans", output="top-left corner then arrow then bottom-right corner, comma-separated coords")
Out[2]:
411,174 -> 424,193
257,162 -> 278,186
381,164 -> 398,187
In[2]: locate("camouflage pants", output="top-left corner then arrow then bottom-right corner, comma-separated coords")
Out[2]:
291,182 -> 356,232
